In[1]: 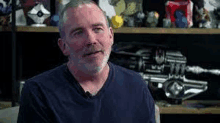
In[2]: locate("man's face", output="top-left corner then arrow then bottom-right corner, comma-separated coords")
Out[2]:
61,3 -> 114,73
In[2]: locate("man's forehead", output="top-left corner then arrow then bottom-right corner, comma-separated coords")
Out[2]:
66,3 -> 102,15
64,3 -> 105,24
78,3 -> 93,8
62,3 -> 107,31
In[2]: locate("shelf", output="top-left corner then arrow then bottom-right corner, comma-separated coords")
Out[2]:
2,100 -> 220,114
158,100 -> 220,114
0,101 -> 12,110
113,27 -> 220,34
0,26 -> 59,32
1,26 -> 220,34
0,26 -> 12,32
16,26 -> 59,32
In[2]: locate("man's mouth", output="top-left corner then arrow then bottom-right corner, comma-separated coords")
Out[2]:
84,51 -> 101,56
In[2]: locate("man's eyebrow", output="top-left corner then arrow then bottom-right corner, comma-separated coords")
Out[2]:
70,27 -> 83,34
92,23 -> 104,27
69,23 -> 104,34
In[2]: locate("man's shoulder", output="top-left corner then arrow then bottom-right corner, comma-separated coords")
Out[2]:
21,63 -> 68,96
109,62 -> 153,104
26,63 -> 67,84
110,62 -> 147,87
110,62 -> 143,80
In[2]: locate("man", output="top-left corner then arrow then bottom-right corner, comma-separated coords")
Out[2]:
17,0 -> 155,123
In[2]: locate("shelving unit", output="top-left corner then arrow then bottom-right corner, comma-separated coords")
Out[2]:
158,100 -> 220,114
2,100 -> 220,114
1,26 -> 220,34
0,1 -> 218,123
1,8 -> 220,123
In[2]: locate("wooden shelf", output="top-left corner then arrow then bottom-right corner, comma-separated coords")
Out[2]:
2,100 -> 220,114
0,26 -> 12,32
0,26 -> 59,32
113,27 -> 220,34
1,26 -> 220,34
16,26 -> 59,32
0,101 -> 12,110
158,100 -> 220,114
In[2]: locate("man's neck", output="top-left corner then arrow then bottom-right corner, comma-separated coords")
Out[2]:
67,61 -> 110,87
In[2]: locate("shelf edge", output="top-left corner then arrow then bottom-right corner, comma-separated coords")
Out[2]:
1,26 -> 220,34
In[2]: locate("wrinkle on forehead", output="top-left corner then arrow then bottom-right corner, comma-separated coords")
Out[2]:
62,3 -> 107,32
85,4 -> 92,8
66,4 -> 104,21
78,4 -> 92,8
63,3 -> 94,24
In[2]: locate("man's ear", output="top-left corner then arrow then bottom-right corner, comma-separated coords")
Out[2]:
58,38 -> 69,56
109,27 -> 114,45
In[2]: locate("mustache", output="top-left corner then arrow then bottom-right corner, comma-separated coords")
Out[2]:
83,45 -> 104,56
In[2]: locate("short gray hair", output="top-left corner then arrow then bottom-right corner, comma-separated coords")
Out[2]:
58,0 -> 110,39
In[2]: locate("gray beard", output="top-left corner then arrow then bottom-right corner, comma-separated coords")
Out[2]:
82,52 -> 110,74
68,46 -> 112,75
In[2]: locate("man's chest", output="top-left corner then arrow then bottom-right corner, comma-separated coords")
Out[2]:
52,99 -> 136,123
48,92 -> 138,123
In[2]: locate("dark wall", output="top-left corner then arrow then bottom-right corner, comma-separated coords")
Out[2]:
1,32 -> 64,101
1,32 -> 12,101
114,33 -> 220,100
1,32 -> 220,101
16,32 -> 65,80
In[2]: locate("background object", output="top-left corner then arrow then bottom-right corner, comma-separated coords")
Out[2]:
99,0 -> 145,27
122,0 -> 144,27
11,9 -> 27,26
111,15 -> 124,28
27,2 -> 50,27
53,0 -> 70,27
109,42 -> 220,104
20,0 -> 50,26
0,0 -> 12,16
134,11 -> 145,27
145,11 -> 159,27
206,0 -> 220,28
121,0 -> 138,16
193,0 -> 212,28
175,10 -> 188,28
143,0 -> 167,27
98,0 -> 116,19
9,0 -> 27,26
0,106 -> 19,123
55,0 -> 69,14
19,80 -> 25,103
123,15 -> 134,26
165,0 -> 193,28
0,0 -> 12,26
50,14 -> 59,26
0,15 -> 10,26
111,0 -> 126,15
163,18 -> 171,27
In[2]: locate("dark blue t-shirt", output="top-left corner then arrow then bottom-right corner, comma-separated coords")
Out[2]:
17,62 -> 155,123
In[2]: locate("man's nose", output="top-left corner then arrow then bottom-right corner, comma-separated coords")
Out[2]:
85,31 -> 97,46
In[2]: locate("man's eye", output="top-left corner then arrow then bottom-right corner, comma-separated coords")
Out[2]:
74,31 -> 83,36
94,28 -> 103,32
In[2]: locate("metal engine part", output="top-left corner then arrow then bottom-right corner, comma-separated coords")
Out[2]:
110,43 -> 219,101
